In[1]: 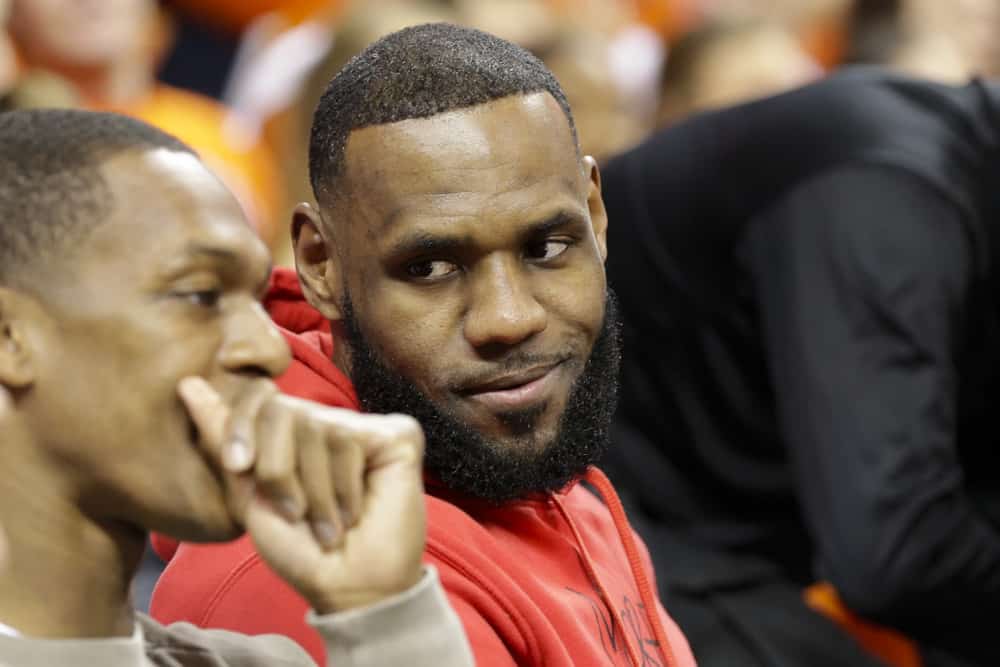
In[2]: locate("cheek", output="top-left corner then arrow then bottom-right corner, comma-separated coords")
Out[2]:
358,281 -> 462,381
537,263 -> 606,339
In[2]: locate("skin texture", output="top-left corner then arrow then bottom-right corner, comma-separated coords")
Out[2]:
0,146 -> 426,638
295,92 -> 610,490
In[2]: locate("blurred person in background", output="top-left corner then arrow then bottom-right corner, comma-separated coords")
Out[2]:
0,0 -> 15,100
601,67 -> 1000,667
0,108 -> 472,667
845,0 -> 1000,81
657,17 -> 819,125
9,0 -> 284,248
0,0 -> 77,110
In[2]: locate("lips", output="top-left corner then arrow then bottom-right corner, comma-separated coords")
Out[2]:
459,362 -> 563,412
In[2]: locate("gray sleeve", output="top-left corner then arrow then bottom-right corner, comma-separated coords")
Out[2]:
0,568 -> 472,667
309,566 -> 474,667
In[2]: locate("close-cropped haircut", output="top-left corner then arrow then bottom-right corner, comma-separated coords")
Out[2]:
308,22 -> 579,208
0,109 -> 193,286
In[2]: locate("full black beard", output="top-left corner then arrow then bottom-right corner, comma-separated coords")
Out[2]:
340,291 -> 623,504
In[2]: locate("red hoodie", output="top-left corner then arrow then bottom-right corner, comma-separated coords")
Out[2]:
150,268 -> 696,667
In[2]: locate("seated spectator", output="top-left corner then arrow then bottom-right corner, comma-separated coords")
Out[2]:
600,68 -> 1000,666
0,0 -> 76,111
150,23 -> 697,667
9,0 -> 284,247
845,0 -> 1000,81
657,17 -> 819,125
0,108 -> 472,667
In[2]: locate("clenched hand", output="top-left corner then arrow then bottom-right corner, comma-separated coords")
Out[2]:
178,377 -> 426,613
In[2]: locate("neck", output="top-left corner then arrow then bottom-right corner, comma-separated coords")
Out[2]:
0,427 -> 144,638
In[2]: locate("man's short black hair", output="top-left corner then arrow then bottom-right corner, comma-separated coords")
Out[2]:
0,109 -> 193,287
308,22 -> 579,207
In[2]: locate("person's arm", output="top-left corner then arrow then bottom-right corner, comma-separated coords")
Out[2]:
144,565 -> 470,667
742,165 -> 1000,658
309,565 -> 469,667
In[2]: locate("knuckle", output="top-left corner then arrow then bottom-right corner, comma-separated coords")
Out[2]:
258,396 -> 284,424
389,413 -> 425,448
255,459 -> 291,486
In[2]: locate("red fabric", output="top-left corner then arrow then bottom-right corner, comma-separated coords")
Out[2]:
150,267 -> 695,667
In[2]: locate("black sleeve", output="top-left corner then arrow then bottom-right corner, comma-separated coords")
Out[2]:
742,164 -> 1000,656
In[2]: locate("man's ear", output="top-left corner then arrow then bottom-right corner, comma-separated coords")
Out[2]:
291,202 -> 343,320
0,288 -> 40,390
584,156 -> 608,263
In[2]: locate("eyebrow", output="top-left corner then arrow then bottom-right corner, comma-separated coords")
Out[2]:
182,243 -> 241,262
174,243 -> 272,293
386,210 -> 585,258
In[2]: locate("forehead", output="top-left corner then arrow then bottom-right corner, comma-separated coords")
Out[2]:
64,148 -> 265,291
340,93 -> 584,236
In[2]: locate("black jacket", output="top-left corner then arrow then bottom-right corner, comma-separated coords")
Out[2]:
601,68 -> 1000,662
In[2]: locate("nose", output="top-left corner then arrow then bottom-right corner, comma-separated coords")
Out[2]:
219,299 -> 291,378
463,256 -> 547,352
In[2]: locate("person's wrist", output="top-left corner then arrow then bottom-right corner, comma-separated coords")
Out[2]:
311,566 -> 425,615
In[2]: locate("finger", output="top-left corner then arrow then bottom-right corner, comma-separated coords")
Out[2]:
224,379 -> 277,473
244,496 -> 325,601
328,440 -> 365,531
254,399 -> 306,522
279,397 -> 425,466
178,377 -> 230,459
297,419 -> 341,551
222,471 -> 256,527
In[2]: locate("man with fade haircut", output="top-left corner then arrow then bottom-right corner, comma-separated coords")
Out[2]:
0,108 -> 472,667
151,22 -> 697,667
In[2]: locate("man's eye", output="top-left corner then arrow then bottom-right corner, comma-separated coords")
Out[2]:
406,260 -> 459,280
179,290 -> 222,308
526,240 -> 571,261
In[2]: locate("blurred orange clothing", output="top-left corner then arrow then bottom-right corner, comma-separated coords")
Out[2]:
805,583 -> 922,667
99,84 -> 283,247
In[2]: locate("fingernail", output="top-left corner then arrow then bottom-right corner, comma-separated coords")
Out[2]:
278,497 -> 301,521
314,521 -> 339,549
224,437 -> 252,471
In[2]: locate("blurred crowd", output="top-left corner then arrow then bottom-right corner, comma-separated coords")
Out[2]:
2,0 -> 996,266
